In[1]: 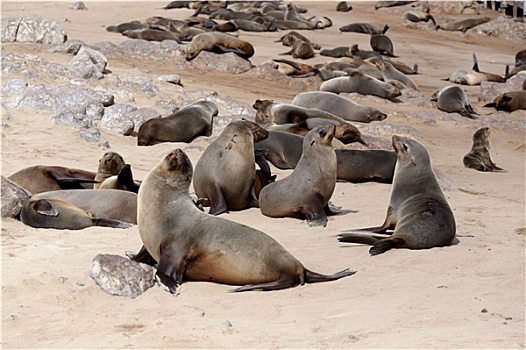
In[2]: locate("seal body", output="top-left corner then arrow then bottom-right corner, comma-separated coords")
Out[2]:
134,148 -> 355,293
463,127 -> 505,172
8,166 -> 96,194
336,149 -> 396,183
339,136 -> 456,255
259,125 -> 337,227
320,71 -> 401,99
483,91 -> 526,112
437,17 -> 490,32
432,85 -> 479,118
193,120 -> 268,215
185,32 -> 255,60
137,100 -> 218,146
339,23 -> 387,34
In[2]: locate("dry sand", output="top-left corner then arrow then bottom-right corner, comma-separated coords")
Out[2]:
1,1 -> 525,348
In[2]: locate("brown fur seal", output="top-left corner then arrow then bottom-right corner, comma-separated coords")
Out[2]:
253,99 -> 365,145
259,125 -> 338,227
431,85 -> 479,119
375,60 -> 420,91
339,23 -> 388,35
255,130 -> 305,169
436,17 -> 490,32
375,1 -> 417,10
193,120 -> 269,215
8,166 -> 96,194
279,39 -> 315,60
338,135 -> 456,255
336,149 -> 396,183
463,127 -> 505,172
94,152 -> 126,190
32,189 -> 138,224
350,44 -> 382,60
336,1 -> 353,12
402,9 -> 436,25
370,33 -> 396,57
483,91 -> 526,112
319,71 -> 402,100
130,148 -> 355,293
275,31 -> 321,50
291,91 -> 387,123
268,58 -> 318,77
319,47 -> 351,58
122,28 -> 181,43
185,32 -> 255,61
20,198 -> 132,230
137,100 -> 218,146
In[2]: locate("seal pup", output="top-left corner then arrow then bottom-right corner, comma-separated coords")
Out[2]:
8,166 -> 96,194
20,198 -> 132,230
94,152 -> 126,190
463,127 -> 505,172
319,71 -> 402,100
436,17 -> 490,32
291,91 -> 387,123
137,100 -> 218,146
339,23 -> 388,35
483,91 -> 526,112
193,120 -> 268,215
259,125 -> 338,227
131,148 -> 355,293
338,135 -> 456,255
350,44 -> 382,60
431,85 -> 479,119
510,49 -> 526,76
370,33 -> 396,57
185,32 -> 255,60
32,189 -> 138,224
122,28 -> 181,43
95,164 -> 140,193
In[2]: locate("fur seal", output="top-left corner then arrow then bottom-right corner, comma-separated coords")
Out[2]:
32,189 -> 138,224
339,23 -> 388,35
370,33 -> 396,57
275,31 -> 321,50
279,39 -> 315,59
375,60 -> 420,91
375,1 -> 417,10
350,44 -> 382,60
193,120 -> 269,215
402,9 -> 436,25
319,71 -> 402,100
131,148 -> 355,293
94,152 -> 126,190
255,130 -> 305,169
137,100 -> 218,146
338,135 -> 456,255
267,59 -> 318,77
431,85 -> 479,119
20,198 -> 132,230
185,32 -> 255,61
336,1 -> 353,12
336,149 -> 396,183
259,125 -> 338,227
319,47 -> 352,58
463,127 -> 505,172
483,91 -> 526,112
291,91 -> 387,123
447,53 -> 509,85
253,99 -> 365,145
122,28 -> 181,43
8,166 -> 96,194
436,17 -> 490,32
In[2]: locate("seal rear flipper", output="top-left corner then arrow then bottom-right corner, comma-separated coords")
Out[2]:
304,268 -> 356,283
369,237 -> 406,255
94,218 -> 133,229
229,277 -> 300,292
265,151 -> 294,169
483,102 -> 497,108
126,245 -> 157,266
207,184 -> 229,215
213,44 -> 249,59
472,52 -> 480,72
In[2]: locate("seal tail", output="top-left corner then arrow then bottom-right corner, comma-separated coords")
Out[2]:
303,268 -> 356,283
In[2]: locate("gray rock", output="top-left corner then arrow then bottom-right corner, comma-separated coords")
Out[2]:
89,254 -> 156,299
52,111 -> 93,128
129,107 -> 161,131
74,127 -> 101,142
48,39 -> 87,54
100,103 -> 137,135
479,71 -> 526,102
474,17 -> 526,45
2,16 -> 68,44
1,18 -> 21,43
68,46 -> 107,79
157,74 -> 183,86
1,176 -> 31,218
194,90 -> 254,116
191,51 -> 253,74
69,1 -> 87,10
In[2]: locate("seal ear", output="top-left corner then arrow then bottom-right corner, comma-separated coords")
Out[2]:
33,199 -> 59,217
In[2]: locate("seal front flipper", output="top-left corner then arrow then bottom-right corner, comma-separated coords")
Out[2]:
229,276 -> 300,292
93,218 -> 133,229
206,183 -> 229,215
301,202 -> 328,227
156,241 -> 186,294
117,164 -> 140,193
213,44 -> 249,59
369,237 -> 405,255
126,245 -> 157,266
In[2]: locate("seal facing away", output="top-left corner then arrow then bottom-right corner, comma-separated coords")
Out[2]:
259,125 -> 338,227
338,135 -> 456,255
131,148 -> 355,293
483,91 -> 526,113
20,198 -> 132,230
137,100 -> 218,146
193,120 -> 269,215
431,85 -> 479,119
463,127 -> 505,172
185,32 -> 255,61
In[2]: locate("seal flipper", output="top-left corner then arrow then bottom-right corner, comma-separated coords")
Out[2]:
338,232 -> 389,244
369,237 -> 406,255
207,183 -> 229,215
156,241 -> 187,294
300,196 -> 329,227
93,218 -> 133,229
304,268 -> 356,283
126,245 -> 158,266
213,44 -> 250,59
265,151 -> 294,169
117,164 -> 140,193
229,276 -> 300,292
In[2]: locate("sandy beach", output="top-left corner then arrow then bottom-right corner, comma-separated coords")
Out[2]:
1,1 -> 525,348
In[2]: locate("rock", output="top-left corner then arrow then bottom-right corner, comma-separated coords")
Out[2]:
68,46 -> 107,79
1,176 -> 31,218
74,127 -> 101,142
157,74 -> 183,86
52,111 -> 93,128
191,51 -> 253,74
89,254 -> 156,299
474,17 -> 526,45
48,39 -> 87,54
100,103 -> 137,135
479,71 -> 526,102
1,16 -> 67,45
129,107 -> 161,131
1,18 -> 22,43
69,1 -> 87,10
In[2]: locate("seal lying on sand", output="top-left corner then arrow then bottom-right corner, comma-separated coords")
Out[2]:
8,166 -> 96,194
483,91 -> 526,113
463,127 -> 505,172
130,148 -> 356,293
431,85 -> 479,119
320,71 -> 402,100
185,32 -> 255,60
339,135 -> 456,255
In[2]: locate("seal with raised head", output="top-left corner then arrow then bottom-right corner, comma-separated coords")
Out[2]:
375,60 -> 420,91
338,135 -> 456,255
8,166 -> 96,194
185,32 -> 255,61
291,91 -> 387,123
137,100 -> 218,146
431,85 -> 479,119
320,71 -> 402,100
463,127 -> 505,172
20,198 -> 132,230
483,91 -> 526,113
192,120 -> 269,215
130,148 -> 355,293
259,125 -> 338,227
94,151 -> 126,190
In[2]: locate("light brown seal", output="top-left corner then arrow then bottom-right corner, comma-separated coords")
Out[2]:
402,9 -> 436,25
279,39 -> 315,59
130,148 -> 355,293
319,71 -> 402,100
338,135 -> 456,255
375,60 -> 420,91
259,125 -> 338,227
20,198 -> 132,230
192,120 -> 269,215
291,91 -> 387,123
8,166 -> 97,194
463,127 -> 505,172
483,91 -> 526,112
370,33 -> 396,57
339,23 -> 388,35
94,152 -> 126,190
122,28 -> 181,43
185,32 -> 255,61
274,31 -> 321,50
431,85 -> 479,119
435,16 -> 490,32
267,58 -> 319,77
137,100 -> 218,146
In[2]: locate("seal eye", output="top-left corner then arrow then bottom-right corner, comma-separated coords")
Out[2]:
403,143 -> 408,152
319,130 -> 327,137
